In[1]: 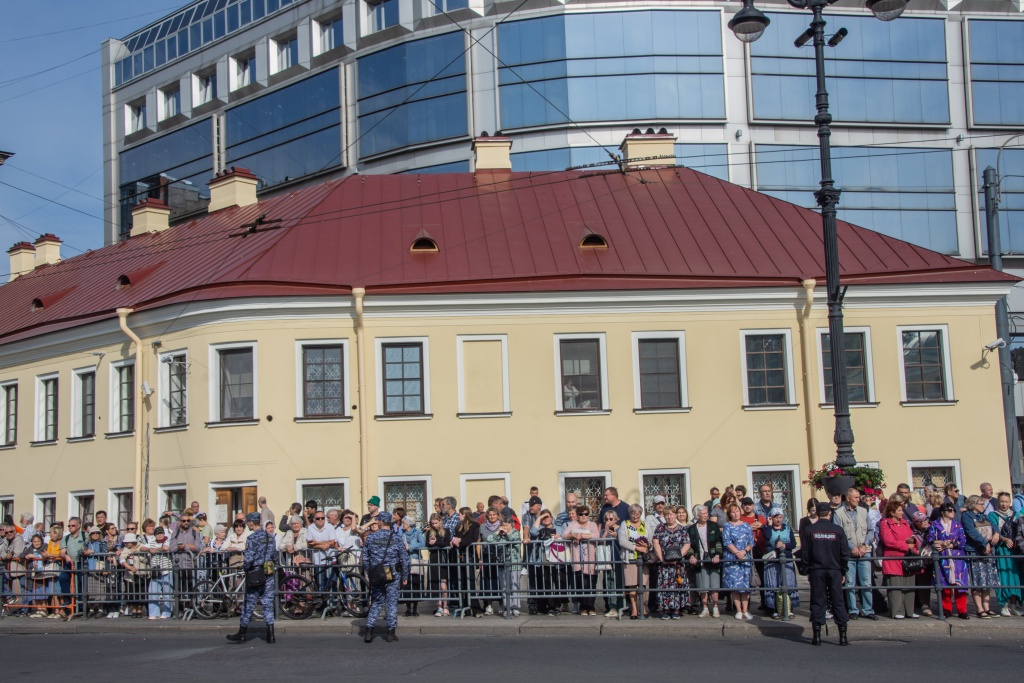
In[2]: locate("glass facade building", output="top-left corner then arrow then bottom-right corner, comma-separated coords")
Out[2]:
102,0 -> 1024,299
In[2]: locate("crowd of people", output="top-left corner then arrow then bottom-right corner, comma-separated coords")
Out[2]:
2,482 -> 1023,623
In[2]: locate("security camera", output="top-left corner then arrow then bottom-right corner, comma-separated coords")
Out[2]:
142,380 -> 154,396
984,338 -> 1007,351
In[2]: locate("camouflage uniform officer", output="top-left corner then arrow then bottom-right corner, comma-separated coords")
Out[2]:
362,510 -> 409,643
226,512 -> 277,644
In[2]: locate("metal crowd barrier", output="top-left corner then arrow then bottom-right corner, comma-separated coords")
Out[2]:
3,543 -> 1022,623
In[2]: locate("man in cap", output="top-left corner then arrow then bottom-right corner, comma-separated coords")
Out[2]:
226,512 -> 277,645
362,510 -> 409,643
360,496 -> 381,527
520,495 -> 544,615
799,501 -> 851,646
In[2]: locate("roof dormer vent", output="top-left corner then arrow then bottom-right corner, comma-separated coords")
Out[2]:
579,233 -> 608,250
410,236 -> 439,253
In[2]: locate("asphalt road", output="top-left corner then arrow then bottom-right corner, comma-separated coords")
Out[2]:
1,632 -> 1021,679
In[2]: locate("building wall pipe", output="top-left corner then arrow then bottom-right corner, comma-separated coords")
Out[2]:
799,279 -> 820,486
353,288 -> 369,515
117,308 -> 145,521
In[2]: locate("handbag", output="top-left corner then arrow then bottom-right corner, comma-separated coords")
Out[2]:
367,529 -> 397,587
544,539 -> 569,564
902,549 -> 925,574
244,534 -> 273,590
594,541 -> 613,572
663,547 -> 683,564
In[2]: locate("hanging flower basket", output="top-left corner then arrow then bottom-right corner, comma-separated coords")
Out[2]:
804,463 -> 886,497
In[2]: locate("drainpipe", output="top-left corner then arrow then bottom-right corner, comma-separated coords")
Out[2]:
798,280 -> 820,488
353,288 -> 370,512
117,308 -> 145,522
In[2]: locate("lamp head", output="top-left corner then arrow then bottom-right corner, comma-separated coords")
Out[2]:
865,0 -> 907,22
729,0 -> 770,44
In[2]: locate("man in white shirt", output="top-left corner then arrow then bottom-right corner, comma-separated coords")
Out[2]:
305,510 -> 338,592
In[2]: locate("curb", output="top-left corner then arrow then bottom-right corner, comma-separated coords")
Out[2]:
3,614 -> 1023,638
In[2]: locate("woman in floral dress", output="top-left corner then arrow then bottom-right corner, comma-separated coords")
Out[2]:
927,502 -> 969,618
652,507 -> 691,619
721,504 -> 754,620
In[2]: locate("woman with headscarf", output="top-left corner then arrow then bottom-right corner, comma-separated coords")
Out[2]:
987,492 -> 1023,616
762,507 -> 799,619
927,502 -> 969,618
362,510 -> 409,643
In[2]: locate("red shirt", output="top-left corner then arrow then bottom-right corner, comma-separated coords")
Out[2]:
740,514 -> 767,553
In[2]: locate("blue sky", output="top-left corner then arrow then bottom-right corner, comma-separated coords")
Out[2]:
0,1 -> 189,258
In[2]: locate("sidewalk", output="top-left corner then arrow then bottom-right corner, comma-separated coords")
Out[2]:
2,611 -> 1022,639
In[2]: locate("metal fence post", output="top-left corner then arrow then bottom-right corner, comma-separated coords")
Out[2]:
933,559 -> 945,621
504,543 -> 512,619
637,557 -> 646,620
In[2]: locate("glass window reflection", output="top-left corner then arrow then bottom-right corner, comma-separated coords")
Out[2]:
755,144 -> 957,254
751,13 -> 948,125
510,143 -> 729,181
357,32 -> 467,158
968,20 -> 1024,126
977,148 -> 1024,254
498,11 -> 725,130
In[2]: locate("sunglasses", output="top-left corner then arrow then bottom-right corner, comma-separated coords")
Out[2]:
314,516 -> 325,521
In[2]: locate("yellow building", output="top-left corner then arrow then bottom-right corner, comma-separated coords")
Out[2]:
0,135 -> 1015,529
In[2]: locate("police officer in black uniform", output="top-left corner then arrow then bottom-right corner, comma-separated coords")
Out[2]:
799,501 -> 851,646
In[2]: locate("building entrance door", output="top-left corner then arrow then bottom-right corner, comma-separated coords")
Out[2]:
213,486 -> 258,525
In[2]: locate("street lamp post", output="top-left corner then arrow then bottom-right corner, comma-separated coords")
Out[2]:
729,0 -> 907,471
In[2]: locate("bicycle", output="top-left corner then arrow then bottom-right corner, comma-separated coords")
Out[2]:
286,552 -> 369,620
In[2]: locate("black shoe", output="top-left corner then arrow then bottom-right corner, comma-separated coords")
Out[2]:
848,613 -> 859,620
412,611 -> 419,617
364,629 -> 374,643
528,606 -> 538,615
838,625 -> 849,646
957,613 -> 970,620
226,627 -> 247,644
386,629 -> 398,642
863,614 -> 879,621
266,625 -> 275,644
811,624 -> 821,646
404,610 -> 413,617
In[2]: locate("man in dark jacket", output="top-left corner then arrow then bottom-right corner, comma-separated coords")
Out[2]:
799,502 -> 851,646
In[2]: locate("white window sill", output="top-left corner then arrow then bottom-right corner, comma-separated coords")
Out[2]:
554,410 -> 612,417
457,412 -> 512,419
819,403 -> 880,409
900,400 -> 958,407
742,404 -> 799,411
154,425 -> 189,434
294,416 -> 353,423
104,431 -> 134,439
633,407 -> 692,414
205,419 -> 260,428
0,443 -> 16,450
374,414 -> 433,421
30,440 -> 57,447
67,435 -> 96,443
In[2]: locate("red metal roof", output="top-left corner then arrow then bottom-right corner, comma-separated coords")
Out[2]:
0,167 -> 1013,345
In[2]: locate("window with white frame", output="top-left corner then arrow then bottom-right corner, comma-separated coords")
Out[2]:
749,467 -> 800,527
127,101 -> 147,133
369,0 -> 399,34
0,381 -> 16,446
0,497 -> 13,526
318,15 -> 344,54
897,326 -> 954,403
34,373 -> 58,442
641,471 -> 688,510
632,332 -> 687,410
109,361 -> 135,434
72,368 -> 96,438
210,344 -> 257,422
383,479 -> 427,525
456,335 -> 510,416
38,494 -> 56,529
161,87 -> 181,120
741,330 -> 795,407
274,33 -> 298,73
301,480 -> 347,510
159,350 -> 188,428
909,461 -> 959,502
299,343 -> 346,418
555,334 -> 608,412
818,328 -> 874,405
163,487 -> 186,515
195,70 -> 217,105
73,492 -> 95,525
111,489 -> 134,528
234,52 -> 256,89
377,338 -> 429,417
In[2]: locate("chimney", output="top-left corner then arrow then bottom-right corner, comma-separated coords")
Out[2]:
619,128 -> 677,169
7,242 -> 35,281
472,132 -> 512,171
33,234 -> 62,266
208,166 -> 259,212
130,198 -> 171,237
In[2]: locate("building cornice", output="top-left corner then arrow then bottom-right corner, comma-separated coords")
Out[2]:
0,282 -> 1011,369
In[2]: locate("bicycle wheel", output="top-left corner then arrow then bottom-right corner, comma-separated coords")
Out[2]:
192,580 -> 227,619
277,573 -> 316,620
341,573 -> 370,618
